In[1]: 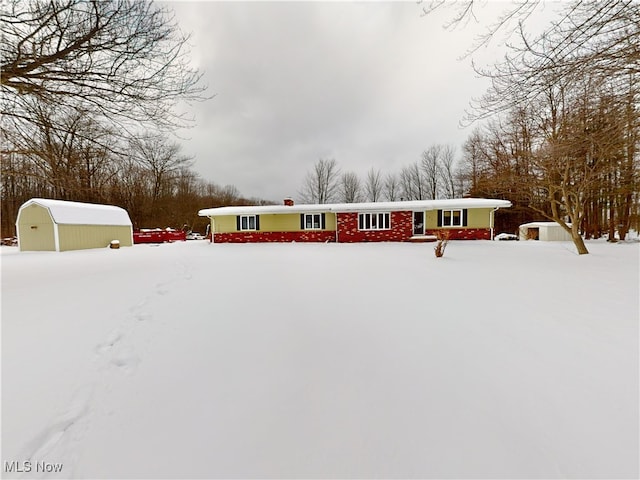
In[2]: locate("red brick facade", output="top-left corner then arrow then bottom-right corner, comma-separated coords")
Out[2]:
336,211 -> 413,242
212,230 -> 336,243
425,228 -> 491,240
209,212 -> 492,243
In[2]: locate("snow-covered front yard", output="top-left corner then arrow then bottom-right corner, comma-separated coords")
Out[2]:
2,240 -> 638,478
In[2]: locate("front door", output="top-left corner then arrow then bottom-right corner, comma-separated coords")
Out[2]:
413,212 -> 424,236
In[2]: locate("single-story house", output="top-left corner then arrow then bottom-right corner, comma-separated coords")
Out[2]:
16,198 -> 133,252
198,198 -> 512,243
518,221 -> 573,241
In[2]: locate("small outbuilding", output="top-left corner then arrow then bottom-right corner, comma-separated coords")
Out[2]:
16,198 -> 133,252
519,221 -> 573,241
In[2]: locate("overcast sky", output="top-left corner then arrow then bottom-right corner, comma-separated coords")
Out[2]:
168,1 -> 558,203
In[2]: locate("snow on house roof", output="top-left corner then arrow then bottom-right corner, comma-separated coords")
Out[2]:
20,198 -> 132,226
198,198 -> 512,217
520,221 -> 571,228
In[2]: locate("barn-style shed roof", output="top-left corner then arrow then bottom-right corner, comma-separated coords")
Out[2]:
19,198 -> 132,226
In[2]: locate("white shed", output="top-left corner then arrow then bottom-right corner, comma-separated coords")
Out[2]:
519,221 -> 573,241
16,198 -> 133,252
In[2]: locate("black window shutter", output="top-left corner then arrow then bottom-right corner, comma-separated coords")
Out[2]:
462,209 -> 468,227
300,214 -> 305,229
321,213 -> 326,229
437,210 -> 442,227
255,215 -> 260,230
236,216 -> 241,231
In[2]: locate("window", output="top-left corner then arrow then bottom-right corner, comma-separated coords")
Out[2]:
358,212 -> 390,230
237,215 -> 259,231
442,209 -> 462,226
302,213 -> 325,230
438,209 -> 467,227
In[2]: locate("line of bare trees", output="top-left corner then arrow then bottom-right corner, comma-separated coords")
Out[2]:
0,0 -> 263,237
466,0 -> 639,254
1,115 -> 260,236
299,146 -> 465,205
419,0 -> 640,254
458,79 -> 639,249
299,94 -> 638,243
298,145 -> 544,234
1,99 -> 261,236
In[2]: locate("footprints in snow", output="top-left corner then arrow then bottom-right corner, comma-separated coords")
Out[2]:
133,311 -> 152,322
155,263 -> 192,295
19,386 -> 93,478
110,347 -> 141,375
94,329 -> 140,375
155,282 -> 169,296
93,259 -> 192,373
18,262 -> 193,477
94,329 -> 123,355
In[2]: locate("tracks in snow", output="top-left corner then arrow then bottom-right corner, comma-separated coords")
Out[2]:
15,259 -> 193,478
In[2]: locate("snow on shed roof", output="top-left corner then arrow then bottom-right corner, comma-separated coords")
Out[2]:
199,198 -> 512,217
19,198 -> 132,226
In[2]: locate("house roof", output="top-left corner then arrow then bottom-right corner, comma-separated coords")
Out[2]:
199,198 -> 512,217
19,198 -> 132,226
520,221 -> 571,228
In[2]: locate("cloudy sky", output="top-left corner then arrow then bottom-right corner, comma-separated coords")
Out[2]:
168,1 -> 557,203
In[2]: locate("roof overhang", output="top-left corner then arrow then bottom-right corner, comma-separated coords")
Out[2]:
198,198 -> 512,217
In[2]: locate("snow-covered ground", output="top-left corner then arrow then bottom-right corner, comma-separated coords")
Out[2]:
1,240 -> 638,479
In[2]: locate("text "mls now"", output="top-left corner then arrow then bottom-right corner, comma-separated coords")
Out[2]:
4,461 -> 64,473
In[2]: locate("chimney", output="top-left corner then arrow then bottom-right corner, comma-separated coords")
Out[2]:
284,198 -> 294,206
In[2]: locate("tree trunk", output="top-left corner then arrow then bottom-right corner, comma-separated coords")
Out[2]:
618,192 -> 632,240
608,193 -> 616,241
572,223 -> 589,254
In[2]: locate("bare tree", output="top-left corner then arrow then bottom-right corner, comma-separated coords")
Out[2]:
1,0 -> 207,131
339,171 -> 363,203
128,135 -> 193,207
419,144 -> 460,199
460,74 -> 638,253
438,145 -> 458,199
436,0 -> 640,253
460,128 -> 486,195
216,185 -> 243,205
2,101 -> 119,201
364,168 -> 384,202
384,173 -> 400,201
110,155 -> 152,228
528,78 -> 637,254
400,162 -> 427,200
467,0 -> 640,124
299,158 -> 341,204
421,145 -> 442,199
418,0 -> 544,56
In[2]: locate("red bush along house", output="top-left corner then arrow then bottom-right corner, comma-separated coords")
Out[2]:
198,198 -> 511,243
